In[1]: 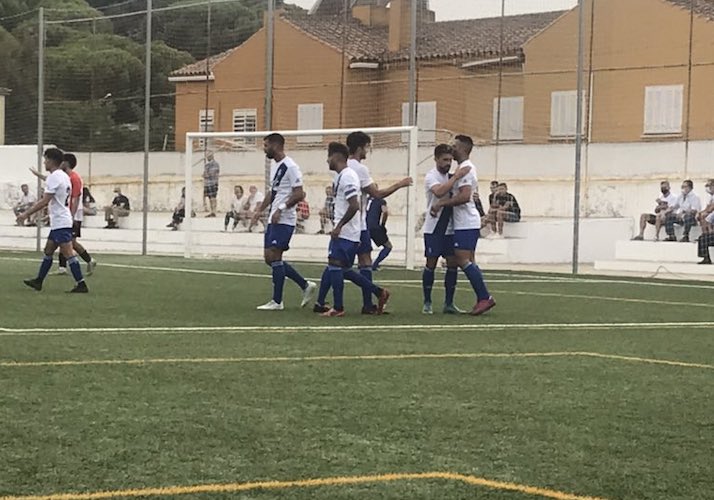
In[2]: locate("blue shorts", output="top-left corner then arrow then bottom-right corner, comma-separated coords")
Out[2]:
453,229 -> 480,252
328,238 -> 359,268
357,229 -> 372,255
48,228 -> 73,245
424,233 -> 455,258
264,224 -> 295,251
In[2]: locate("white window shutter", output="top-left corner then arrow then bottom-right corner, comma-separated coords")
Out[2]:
644,85 -> 683,135
401,101 -> 437,144
297,103 -> 324,143
550,91 -> 582,138
493,97 -> 524,141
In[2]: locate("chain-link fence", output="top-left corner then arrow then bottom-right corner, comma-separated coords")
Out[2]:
2,0 -> 712,268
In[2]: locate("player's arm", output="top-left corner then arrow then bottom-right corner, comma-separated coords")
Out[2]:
364,177 -> 413,199
29,167 -> 47,181
250,191 -> 272,227
331,194 -> 360,240
380,205 -> 389,226
432,185 -> 472,214
271,186 -> 305,224
430,166 -> 471,198
16,193 -> 52,223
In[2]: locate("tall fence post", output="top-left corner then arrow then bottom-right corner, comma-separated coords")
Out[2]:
264,0 -> 275,190
141,0 -> 153,256
36,7 -> 45,252
572,0 -> 587,274
407,0 -> 417,127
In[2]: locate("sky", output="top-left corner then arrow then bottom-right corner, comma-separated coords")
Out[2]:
287,0 -> 578,20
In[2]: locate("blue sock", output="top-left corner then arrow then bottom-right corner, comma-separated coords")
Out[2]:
271,261 -> 286,304
359,267 -> 374,307
68,256 -> 84,284
422,267 -> 435,304
284,261 -> 308,290
329,265 -> 345,311
462,262 -> 490,301
445,268 -> 458,306
317,267 -> 331,306
37,255 -> 53,282
372,246 -> 392,269
345,269 -> 380,297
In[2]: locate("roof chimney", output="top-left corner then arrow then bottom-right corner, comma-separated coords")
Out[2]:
388,0 -> 433,53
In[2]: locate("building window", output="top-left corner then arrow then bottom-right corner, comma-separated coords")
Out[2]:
297,103 -> 324,143
550,91 -> 583,138
493,97 -> 524,142
232,109 -> 257,146
401,101 -> 437,144
644,85 -> 683,135
198,109 -> 214,147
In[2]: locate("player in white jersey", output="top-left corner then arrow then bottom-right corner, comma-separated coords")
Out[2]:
314,131 -> 411,315
431,135 -> 494,316
422,144 -> 472,315
17,148 -> 88,293
251,133 -> 316,310
315,143 -> 391,316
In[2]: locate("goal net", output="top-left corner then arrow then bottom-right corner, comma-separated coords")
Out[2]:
183,126 -> 427,269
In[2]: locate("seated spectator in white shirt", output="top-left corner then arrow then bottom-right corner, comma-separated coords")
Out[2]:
245,185 -> 266,232
664,180 -> 701,242
632,180 -> 677,241
14,184 -> 37,225
224,185 -> 245,231
696,179 -> 714,234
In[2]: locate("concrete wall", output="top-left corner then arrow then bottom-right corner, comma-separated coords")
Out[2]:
2,142 -> 711,225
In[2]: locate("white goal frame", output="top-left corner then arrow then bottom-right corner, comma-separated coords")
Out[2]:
184,126 -> 419,269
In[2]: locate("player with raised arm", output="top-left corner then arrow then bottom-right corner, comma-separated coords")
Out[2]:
431,135 -> 495,316
251,133 -> 316,310
18,148 -> 88,293
316,143 -> 391,316
315,131 -> 411,315
422,144 -> 471,314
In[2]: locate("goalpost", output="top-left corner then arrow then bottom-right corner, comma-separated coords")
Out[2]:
184,126 -> 420,269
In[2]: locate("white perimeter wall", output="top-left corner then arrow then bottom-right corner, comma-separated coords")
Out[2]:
2,141 -> 712,221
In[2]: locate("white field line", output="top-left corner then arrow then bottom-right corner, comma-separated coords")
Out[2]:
0,321 -> 711,337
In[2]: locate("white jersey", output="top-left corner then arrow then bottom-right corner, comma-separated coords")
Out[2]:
451,159 -> 481,231
333,168 -> 361,242
347,158 -> 374,231
423,168 -> 454,236
45,169 -> 73,230
269,156 -> 303,226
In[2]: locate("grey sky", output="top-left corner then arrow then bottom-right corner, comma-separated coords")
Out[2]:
288,0 -> 578,20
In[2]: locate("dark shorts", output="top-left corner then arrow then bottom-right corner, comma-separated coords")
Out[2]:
424,233 -> 455,258
504,212 -> 521,223
49,228 -> 73,245
357,229 -> 372,255
264,224 -> 294,251
453,229 -> 480,252
204,184 -> 218,199
369,226 -> 389,247
72,220 -> 82,238
328,238 -> 359,268
645,214 -> 657,225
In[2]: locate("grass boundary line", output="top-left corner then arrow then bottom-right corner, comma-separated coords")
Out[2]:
0,471 -> 608,500
1,351 -> 712,371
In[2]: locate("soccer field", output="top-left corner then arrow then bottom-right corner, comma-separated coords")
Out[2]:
0,251 -> 712,500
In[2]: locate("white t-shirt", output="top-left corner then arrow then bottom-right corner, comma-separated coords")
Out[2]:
333,168 -> 361,242
423,168 -> 454,236
18,191 -> 37,206
656,192 -> 677,211
248,191 -> 265,211
347,158 -> 374,231
673,191 -> 702,213
231,195 -> 244,212
269,156 -> 303,226
451,159 -> 481,230
45,169 -> 73,230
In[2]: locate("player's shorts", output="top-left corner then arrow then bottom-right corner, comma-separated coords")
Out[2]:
357,229 -> 372,254
72,220 -> 82,238
369,226 -> 389,247
264,223 -> 294,251
48,227 -> 74,245
328,238 -> 359,268
424,233 -> 455,258
504,211 -> 521,223
204,184 -> 218,199
453,229 -> 480,252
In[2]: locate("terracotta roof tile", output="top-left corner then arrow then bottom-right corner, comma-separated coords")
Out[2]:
664,0 -> 714,21
171,47 -> 237,77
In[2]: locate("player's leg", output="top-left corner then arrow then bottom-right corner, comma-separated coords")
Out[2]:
23,238 -> 60,290
59,240 -> 88,293
422,255 -> 438,314
258,242 -> 286,310
321,240 -> 356,317
453,230 -> 494,316
442,235 -> 461,314
372,236 -> 392,271
270,224 -> 315,305
356,230 -> 375,312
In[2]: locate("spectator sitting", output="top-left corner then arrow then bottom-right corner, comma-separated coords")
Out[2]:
166,187 -> 187,231
245,185 -> 266,232
13,184 -> 37,226
487,180 -> 499,206
696,179 -> 714,234
82,187 -> 97,216
664,180 -> 701,242
632,180 -> 676,241
317,185 -> 335,234
104,187 -> 131,229
295,199 -> 310,234
487,182 -> 521,239
203,151 -> 220,217
224,185 -> 245,232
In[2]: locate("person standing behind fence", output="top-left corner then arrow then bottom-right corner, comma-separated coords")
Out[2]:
203,152 -> 220,218
664,180 -> 701,242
